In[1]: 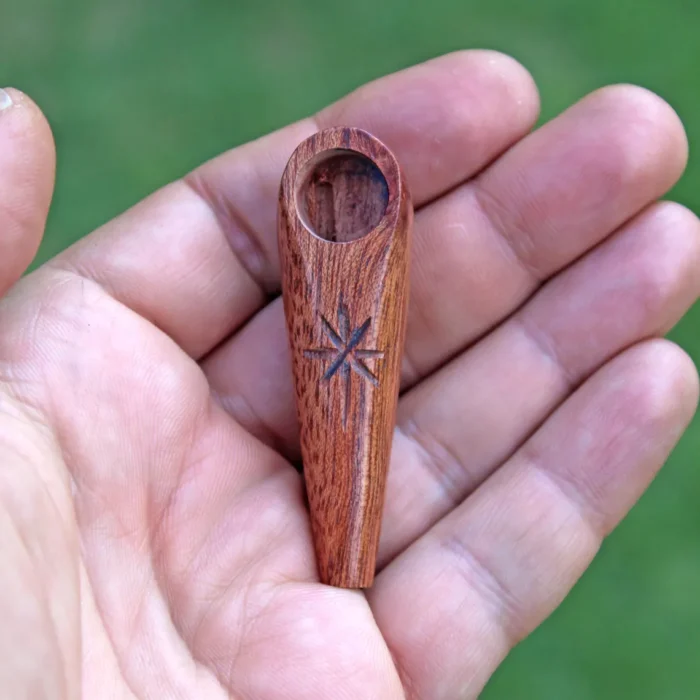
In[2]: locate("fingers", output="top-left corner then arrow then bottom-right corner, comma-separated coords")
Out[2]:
203,87 -> 690,457
379,201 -> 700,562
369,340 -> 699,700
54,51 -> 539,359
0,89 -> 55,294
403,84 -> 688,381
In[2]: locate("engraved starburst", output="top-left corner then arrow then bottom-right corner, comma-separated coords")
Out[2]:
304,299 -> 384,428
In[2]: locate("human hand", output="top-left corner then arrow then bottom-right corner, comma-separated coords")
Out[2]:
1,51 -> 698,699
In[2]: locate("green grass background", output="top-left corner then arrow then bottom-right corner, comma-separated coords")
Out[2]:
2,0 -> 699,697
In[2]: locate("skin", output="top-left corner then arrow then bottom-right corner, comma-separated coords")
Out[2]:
0,50 -> 698,699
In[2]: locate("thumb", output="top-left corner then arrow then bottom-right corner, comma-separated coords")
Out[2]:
0,88 -> 56,294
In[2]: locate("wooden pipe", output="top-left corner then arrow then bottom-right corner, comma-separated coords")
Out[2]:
278,127 -> 412,588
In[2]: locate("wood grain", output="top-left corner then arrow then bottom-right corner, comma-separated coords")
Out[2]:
278,127 -> 412,588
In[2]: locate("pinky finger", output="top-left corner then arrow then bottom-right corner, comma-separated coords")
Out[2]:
370,339 -> 699,700
0,89 -> 55,294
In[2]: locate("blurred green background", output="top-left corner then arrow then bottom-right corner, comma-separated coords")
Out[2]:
2,0 -> 699,697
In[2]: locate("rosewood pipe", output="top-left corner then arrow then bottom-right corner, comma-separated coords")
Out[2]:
278,127 -> 412,588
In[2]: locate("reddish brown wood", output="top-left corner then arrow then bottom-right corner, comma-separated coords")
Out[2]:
278,127 -> 412,588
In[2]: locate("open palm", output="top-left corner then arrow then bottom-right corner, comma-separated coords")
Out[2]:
2,52 -> 698,699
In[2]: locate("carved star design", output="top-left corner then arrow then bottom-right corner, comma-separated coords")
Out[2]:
304,300 -> 384,428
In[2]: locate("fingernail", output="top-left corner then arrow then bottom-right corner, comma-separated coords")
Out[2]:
0,89 -> 13,112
